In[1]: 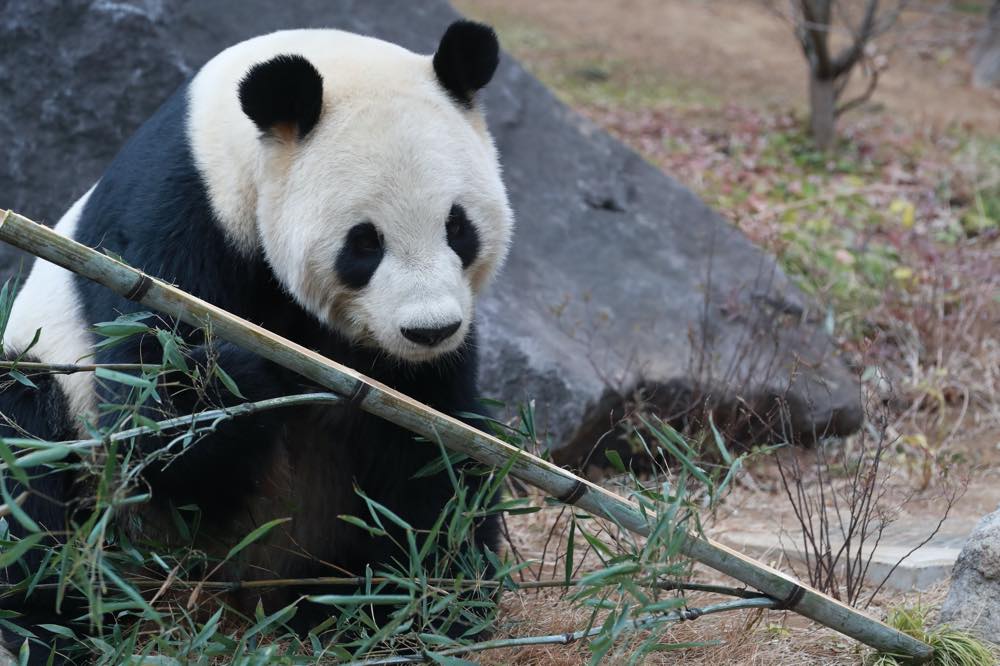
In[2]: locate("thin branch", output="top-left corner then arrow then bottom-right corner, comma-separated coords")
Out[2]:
864,485 -> 960,608
0,392 -> 344,469
15,575 -> 762,598
836,65 -> 879,116
0,361 -> 156,375
832,0 -> 881,76
344,598 -> 780,665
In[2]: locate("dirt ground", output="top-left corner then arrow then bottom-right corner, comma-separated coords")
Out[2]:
455,0 -> 1000,133
448,1 -> 1000,663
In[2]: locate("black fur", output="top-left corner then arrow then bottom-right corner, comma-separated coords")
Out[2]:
335,221 -> 385,289
0,69 -> 500,655
238,54 -> 324,139
433,20 -> 499,108
0,359 -> 81,664
446,204 -> 480,269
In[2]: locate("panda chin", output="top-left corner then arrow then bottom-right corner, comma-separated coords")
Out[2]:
386,336 -> 467,366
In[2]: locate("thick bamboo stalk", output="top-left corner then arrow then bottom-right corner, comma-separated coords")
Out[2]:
0,210 -> 932,662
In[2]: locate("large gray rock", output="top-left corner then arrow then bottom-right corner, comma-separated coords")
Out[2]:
940,506 -> 1000,642
0,0 -> 861,458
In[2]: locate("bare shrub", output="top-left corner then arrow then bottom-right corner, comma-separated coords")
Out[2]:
774,395 -> 964,608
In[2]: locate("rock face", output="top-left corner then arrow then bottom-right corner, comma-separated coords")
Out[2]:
0,0 -> 861,457
940,506 -> 1000,642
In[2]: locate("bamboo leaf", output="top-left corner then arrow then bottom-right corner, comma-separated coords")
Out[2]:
213,365 -> 244,399
156,329 -> 189,372
225,517 -> 290,561
0,474 -> 37,533
190,607 -> 223,649
708,413 -> 732,465
93,321 -> 150,337
36,624 -> 75,639
338,514 -> 387,537
0,533 -> 43,568
605,449 -> 626,473
99,560 -> 162,622
244,602 -> 297,640
577,563 -> 641,587
0,278 -> 19,351
0,441 -> 28,486
307,594 -> 411,606
6,370 -> 36,389
94,367 -> 154,389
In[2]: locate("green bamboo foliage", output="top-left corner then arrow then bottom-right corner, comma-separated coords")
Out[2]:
0,209 -> 933,662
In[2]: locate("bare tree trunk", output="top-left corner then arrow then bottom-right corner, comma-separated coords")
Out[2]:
973,0 -> 1000,88
809,75 -> 837,149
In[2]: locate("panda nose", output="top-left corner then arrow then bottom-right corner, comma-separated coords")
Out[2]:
401,321 -> 462,347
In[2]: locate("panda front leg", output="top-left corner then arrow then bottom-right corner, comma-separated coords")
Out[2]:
99,336 -> 318,504
413,409 -> 504,640
0,361 -> 84,665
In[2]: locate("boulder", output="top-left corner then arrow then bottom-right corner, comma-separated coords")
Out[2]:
0,0 -> 861,459
940,506 -> 1000,642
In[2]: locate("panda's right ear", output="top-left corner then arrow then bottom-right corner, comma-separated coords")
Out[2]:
239,54 -> 324,141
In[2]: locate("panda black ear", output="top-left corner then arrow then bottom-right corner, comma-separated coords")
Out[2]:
433,20 -> 499,108
239,54 -> 324,141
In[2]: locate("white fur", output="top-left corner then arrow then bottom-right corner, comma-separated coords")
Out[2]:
188,29 -> 513,362
6,187 -> 97,426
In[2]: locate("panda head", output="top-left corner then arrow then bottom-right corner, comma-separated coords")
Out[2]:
225,22 -> 512,363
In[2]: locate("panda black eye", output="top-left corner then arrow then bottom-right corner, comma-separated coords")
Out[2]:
446,204 -> 480,269
335,222 -> 384,289
348,222 -> 383,255
446,213 -> 464,238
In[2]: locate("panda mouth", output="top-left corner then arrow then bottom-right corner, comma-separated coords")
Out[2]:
395,336 -> 465,363
339,322 -> 464,365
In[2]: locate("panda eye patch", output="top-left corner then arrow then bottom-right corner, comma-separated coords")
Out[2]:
349,223 -> 383,254
335,222 -> 384,289
446,204 -> 480,269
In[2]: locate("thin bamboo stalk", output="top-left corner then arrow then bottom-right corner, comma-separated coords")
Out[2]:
0,392 -> 343,470
346,597 -> 781,665
0,210 -> 932,662
68,575 -> 763,598
0,360 -> 155,375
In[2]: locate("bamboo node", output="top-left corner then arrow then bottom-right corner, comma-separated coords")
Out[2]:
775,583 -> 807,610
349,380 -> 372,408
124,273 -> 153,302
557,479 -> 589,505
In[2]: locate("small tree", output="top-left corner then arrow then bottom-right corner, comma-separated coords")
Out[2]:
768,1 -> 909,149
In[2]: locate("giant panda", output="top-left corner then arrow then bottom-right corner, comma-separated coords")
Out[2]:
0,20 -> 513,661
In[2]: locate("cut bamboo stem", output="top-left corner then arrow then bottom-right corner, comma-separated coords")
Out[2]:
0,210 -> 932,662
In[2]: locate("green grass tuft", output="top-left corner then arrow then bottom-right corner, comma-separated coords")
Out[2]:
867,605 -> 996,666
